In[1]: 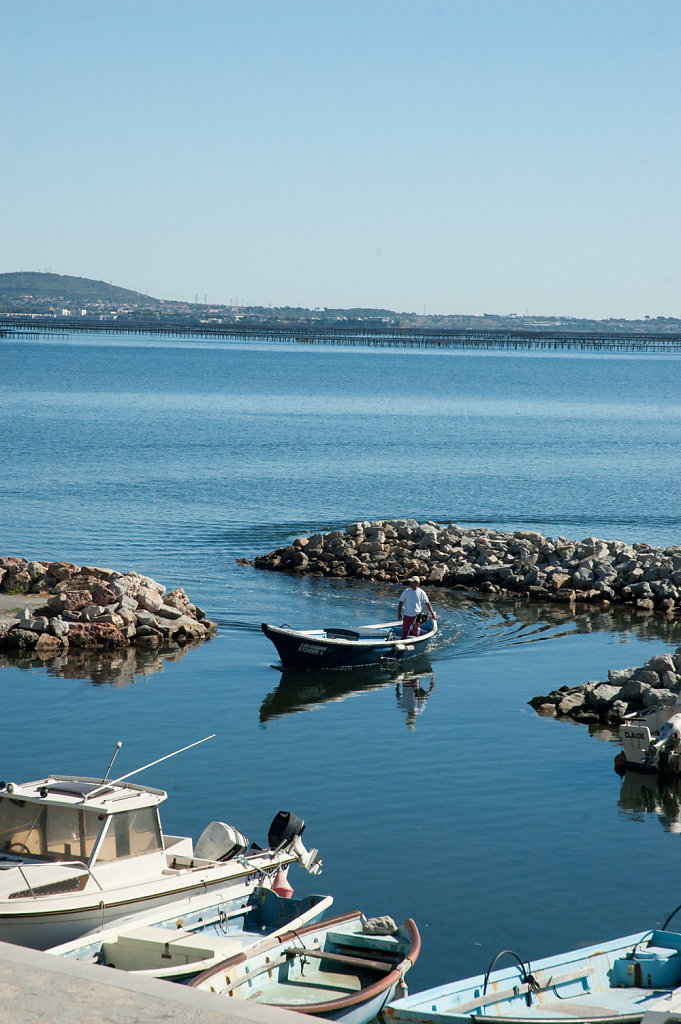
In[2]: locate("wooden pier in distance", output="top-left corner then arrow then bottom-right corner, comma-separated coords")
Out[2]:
3,315 -> 681,353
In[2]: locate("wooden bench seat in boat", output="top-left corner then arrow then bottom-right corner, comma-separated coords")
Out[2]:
452,968 -> 595,1014
324,929 -> 403,954
283,947 -> 392,972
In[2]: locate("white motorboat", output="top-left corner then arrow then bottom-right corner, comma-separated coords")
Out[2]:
616,702 -> 681,776
0,738 -> 322,949
48,885 -> 333,981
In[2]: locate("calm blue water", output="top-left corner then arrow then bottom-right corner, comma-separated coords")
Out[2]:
3,331 -> 681,992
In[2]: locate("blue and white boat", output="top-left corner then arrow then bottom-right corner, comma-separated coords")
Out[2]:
190,909 -> 421,1023
385,927 -> 681,1024
48,885 -> 333,981
261,619 -> 437,670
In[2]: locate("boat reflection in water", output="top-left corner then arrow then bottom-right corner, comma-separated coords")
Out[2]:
618,771 -> 681,833
260,660 -> 434,725
394,671 -> 435,730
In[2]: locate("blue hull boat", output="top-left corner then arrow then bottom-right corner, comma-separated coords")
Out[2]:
261,619 -> 437,670
48,886 -> 333,982
385,927 -> 681,1024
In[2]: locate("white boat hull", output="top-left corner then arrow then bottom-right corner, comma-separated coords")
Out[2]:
0,858 -> 287,950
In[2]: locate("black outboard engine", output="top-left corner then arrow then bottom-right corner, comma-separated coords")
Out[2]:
267,811 -> 322,875
268,811 -> 305,852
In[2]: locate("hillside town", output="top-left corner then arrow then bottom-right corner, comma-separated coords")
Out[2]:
1,272 -> 679,335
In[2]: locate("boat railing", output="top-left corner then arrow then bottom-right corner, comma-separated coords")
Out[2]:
16,858 -> 105,898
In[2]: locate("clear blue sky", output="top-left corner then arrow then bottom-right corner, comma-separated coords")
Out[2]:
2,0 -> 679,318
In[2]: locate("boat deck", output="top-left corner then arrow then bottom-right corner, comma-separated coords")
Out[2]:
250,970 -> 364,1005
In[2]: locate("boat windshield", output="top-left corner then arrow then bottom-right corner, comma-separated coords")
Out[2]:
0,796 -> 104,863
94,808 -> 163,862
0,797 -> 164,864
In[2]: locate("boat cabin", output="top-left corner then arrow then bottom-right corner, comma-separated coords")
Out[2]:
0,776 -> 169,886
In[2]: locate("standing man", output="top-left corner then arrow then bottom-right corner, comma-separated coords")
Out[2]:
397,576 -> 437,640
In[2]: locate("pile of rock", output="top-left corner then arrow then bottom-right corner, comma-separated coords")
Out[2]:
530,648 -> 681,726
0,556 -> 216,652
252,520 -> 681,614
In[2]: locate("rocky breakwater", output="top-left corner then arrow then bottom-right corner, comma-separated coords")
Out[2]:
251,520 -> 681,614
530,647 -> 681,726
0,556 -> 216,652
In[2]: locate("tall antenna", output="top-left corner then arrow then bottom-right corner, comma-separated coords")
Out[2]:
83,735 -> 216,801
101,741 -> 122,784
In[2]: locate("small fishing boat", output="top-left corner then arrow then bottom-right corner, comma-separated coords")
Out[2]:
48,885 -> 333,981
0,737 -> 322,949
189,910 -> 420,1024
385,923 -> 681,1024
261,618 -> 437,670
616,703 -> 681,776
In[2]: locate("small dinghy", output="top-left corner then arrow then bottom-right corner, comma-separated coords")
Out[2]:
189,910 -> 420,1024
48,886 -> 333,981
385,924 -> 681,1024
261,618 -> 437,670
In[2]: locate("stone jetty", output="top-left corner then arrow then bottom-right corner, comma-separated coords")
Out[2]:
530,647 -> 681,726
251,519 -> 681,614
0,556 -> 216,652
251,520 -> 681,728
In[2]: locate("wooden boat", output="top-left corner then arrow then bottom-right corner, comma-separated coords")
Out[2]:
0,739 -> 322,949
616,703 -> 681,776
385,926 -> 681,1024
48,885 -> 333,981
261,618 -> 437,670
189,909 -> 420,1024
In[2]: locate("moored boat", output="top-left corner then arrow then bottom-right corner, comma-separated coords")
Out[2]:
189,910 -> 420,1023
261,619 -> 437,670
0,739 -> 322,949
385,925 -> 681,1024
48,885 -> 333,981
616,702 -> 681,776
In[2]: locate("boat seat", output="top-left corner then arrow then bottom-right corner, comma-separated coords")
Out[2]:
325,930 -> 400,953
323,629 -> 360,640
101,925 -> 245,971
454,968 -> 595,1014
283,946 -> 391,972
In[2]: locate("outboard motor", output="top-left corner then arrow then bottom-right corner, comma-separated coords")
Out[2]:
654,714 -> 681,754
268,811 -> 305,851
652,713 -> 681,775
194,821 -> 249,861
268,810 -> 322,875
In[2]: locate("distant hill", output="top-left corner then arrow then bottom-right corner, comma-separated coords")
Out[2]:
0,272 -> 163,309
1,271 -> 679,334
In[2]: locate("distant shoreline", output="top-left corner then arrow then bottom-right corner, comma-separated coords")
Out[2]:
3,317 -> 681,354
